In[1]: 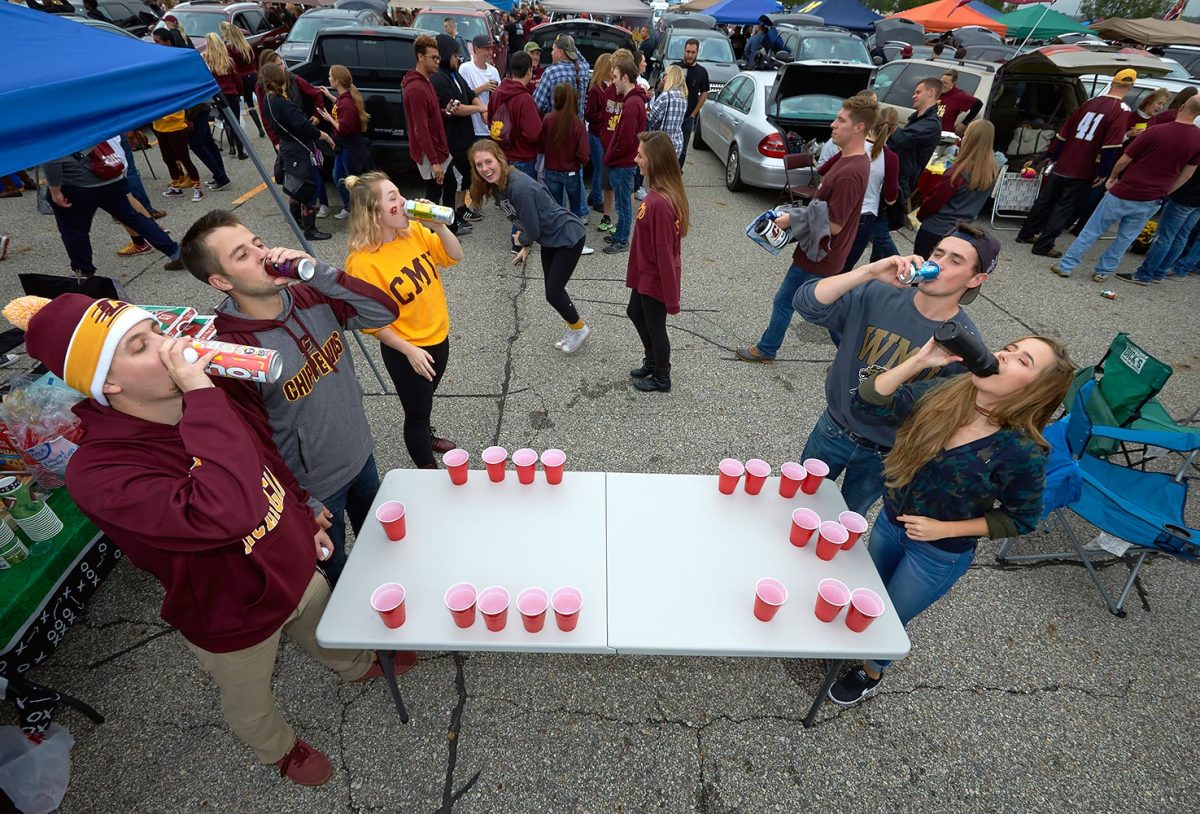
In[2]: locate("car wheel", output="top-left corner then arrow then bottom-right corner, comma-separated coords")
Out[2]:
693,117 -> 708,151
725,144 -> 744,191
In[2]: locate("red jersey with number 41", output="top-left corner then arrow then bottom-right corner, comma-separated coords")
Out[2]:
1052,96 -> 1131,180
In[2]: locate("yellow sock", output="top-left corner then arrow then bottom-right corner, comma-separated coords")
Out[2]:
568,319 -> 584,330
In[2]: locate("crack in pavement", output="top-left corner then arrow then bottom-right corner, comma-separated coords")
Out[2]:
434,652 -> 480,813
338,684 -> 371,813
87,626 -> 176,670
493,268 -> 529,446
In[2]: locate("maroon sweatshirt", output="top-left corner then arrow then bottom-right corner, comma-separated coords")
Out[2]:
626,190 -> 682,313
334,91 -> 363,140
488,77 -> 543,162
402,69 -> 449,166
584,82 -> 608,138
542,112 -> 589,171
66,388 -> 318,653
604,85 -> 648,169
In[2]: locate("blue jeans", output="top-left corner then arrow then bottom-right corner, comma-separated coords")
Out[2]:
755,262 -> 822,358
119,135 -> 154,212
51,178 -> 179,274
1135,200 -> 1200,281
587,134 -> 604,207
799,410 -> 888,516
333,150 -> 352,210
310,162 -> 327,207
868,217 -> 899,262
865,513 -> 975,673
1172,218 -> 1200,276
1060,192 -> 1159,278
679,115 -> 695,169
608,165 -> 635,245
187,120 -> 230,186
545,168 -> 585,218
316,454 -> 380,586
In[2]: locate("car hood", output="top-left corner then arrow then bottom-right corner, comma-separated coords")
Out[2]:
1004,45 -> 1173,78
530,20 -> 634,52
873,18 -> 923,46
766,61 -> 873,121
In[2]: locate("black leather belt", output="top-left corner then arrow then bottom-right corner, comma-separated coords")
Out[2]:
837,420 -> 892,453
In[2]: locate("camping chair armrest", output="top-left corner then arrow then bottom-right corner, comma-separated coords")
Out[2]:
1089,423 -> 1200,452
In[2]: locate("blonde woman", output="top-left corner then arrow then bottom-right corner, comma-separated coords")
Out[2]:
647,64 -> 687,159
203,34 -> 248,160
221,20 -> 266,138
343,172 -> 463,468
318,65 -> 372,219
913,119 -> 999,258
830,331 -> 1073,705
584,52 -> 613,216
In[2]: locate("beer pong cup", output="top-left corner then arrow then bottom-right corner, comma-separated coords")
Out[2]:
753,577 -> 787,622
444,448 -> 470,485
478,585 -> 510,631
376,501 -> 407,541
839,511 -> 869,550
846,588 -> 885,632
551,586 -> 582,631
744,459 -> 770,495
789,508 -> 821,548
482,446 -> 508,482
517,587 -> 549,633
800,458 -> 829,495
541,448 -> 566,484
512,448 -> 538,484
444,582 -> 477,628
717,458 -> 744,495
815,521 -> 848,561
814,578 -> 850,623
779,462 -> 807,498
371,583 -> 407,628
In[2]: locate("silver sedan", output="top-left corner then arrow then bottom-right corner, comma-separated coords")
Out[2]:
694,71 -> 787,191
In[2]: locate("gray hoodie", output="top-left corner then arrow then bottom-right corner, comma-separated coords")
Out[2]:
213,261 -> 398,502
500,166 -> 586,248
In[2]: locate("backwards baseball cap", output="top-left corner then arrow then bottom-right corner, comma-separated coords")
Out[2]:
1113,68 -> 1138,85
523,40 -> 542,53
163,13 -> 177,22
472,33 -> 494,49
20,294 -> 155,406
942,222 -> 999,305
553,34 -> 579,60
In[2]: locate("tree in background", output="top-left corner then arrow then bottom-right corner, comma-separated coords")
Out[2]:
1079,0 -> 1170,20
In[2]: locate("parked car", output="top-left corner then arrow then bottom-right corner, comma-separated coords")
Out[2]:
870,46 -> 1173,162
62,11 -> 139,37
1079,73 -> 1198,111
291,26 -> 420,172
279,7 -> 384,66
412,6 -> 507,73
948,25 -> 1001,47
1161,45 -> 1200,79
648,24 -> 738,99
964,44 -> 1019,63
165,1 -> 288,55
695,60 -> 872,191
527,19 -> 636,66
42,0 -> 159,35
772,24 -> 872,66
868,17 -> 923,60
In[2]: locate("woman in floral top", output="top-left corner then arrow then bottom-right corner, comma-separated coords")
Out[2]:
829,333 -> 1074,706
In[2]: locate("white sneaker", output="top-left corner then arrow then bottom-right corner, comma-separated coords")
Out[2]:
581,245 -> 595,255
190,188 -> 204,202
316,205 -> 330,219
635,187 -> 648,200
334,208 -> 350,220
558,324 -> 591,354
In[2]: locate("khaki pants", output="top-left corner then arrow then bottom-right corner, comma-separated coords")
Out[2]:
186,572 -> 375,764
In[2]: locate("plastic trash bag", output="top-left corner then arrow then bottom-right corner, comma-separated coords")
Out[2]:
0,724 -> 75,814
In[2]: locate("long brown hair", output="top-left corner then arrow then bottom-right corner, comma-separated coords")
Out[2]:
258,47 -> 279,71
590,53 -> 613,90
330,65 -> 370,131
949,119 -> 998,192
260,62 -> 288,97
637,131 -> 689,238
883,336 -> 1075,489
345,171 -> 401,254
467,139 -> 511,206
870,106 -> 900,161
547,82 -> 580,149
220,20 -> 253,64
203,33 -> 234,77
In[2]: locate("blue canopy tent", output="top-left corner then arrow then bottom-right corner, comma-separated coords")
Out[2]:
964,1 -> 1002,20
785,0 -> 881,33
705,0 -> 782,25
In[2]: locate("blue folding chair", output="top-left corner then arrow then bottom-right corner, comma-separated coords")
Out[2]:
996,380 -> 1200,617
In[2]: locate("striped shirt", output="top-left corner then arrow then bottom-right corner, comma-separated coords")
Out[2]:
648,88 -> 687,157
533,55 -> 591,116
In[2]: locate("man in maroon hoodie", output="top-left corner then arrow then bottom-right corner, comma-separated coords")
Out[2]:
488,50 -> 543,178
22,294 -> 405,787
403,34 -> 452,202
602,55 -> 648,254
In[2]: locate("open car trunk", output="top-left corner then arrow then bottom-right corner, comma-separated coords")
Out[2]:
529,20 -> 636,65
765,61 -> 873,143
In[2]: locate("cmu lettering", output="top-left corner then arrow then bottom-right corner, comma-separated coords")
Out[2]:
281,331 -> 346,402
242,467 -> 286,555
388,254 -> 441,305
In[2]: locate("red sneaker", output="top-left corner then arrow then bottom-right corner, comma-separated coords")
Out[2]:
274,739 -> 332,786
354,650 -> 419,683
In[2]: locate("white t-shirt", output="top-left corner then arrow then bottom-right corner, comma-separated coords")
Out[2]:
459,60 -> 501,136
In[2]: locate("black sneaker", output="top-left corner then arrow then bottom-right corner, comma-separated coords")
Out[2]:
829,666 -> 882,706
462,207 -> 483,223
1115,272 -> 1147,286
602,242 -> 628,254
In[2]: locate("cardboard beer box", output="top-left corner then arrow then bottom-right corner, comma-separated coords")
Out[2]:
177,315 -> 218,341
139,305 -> 199,337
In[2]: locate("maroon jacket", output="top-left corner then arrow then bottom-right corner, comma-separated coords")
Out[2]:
212,67 -> 240,97
603,84 -> 648,169
403,68 -> 449,165
584,82 -> 608,138
542,112 -> 589,171
334,91 -> 364,140
489,77 -> 543,162
626,190 -> 682,313
66,389 -> 318,653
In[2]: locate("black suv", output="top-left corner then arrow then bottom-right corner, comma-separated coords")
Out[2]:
648,24 -> 738,99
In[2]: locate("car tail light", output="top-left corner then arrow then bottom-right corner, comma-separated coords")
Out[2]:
758,133 -> 787,159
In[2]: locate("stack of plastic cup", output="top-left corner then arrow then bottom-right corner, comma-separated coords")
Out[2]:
753,577 -> 787,622
444,449 -> 470,485
376,501 -> 407,541
11,503 -> 62,542
551,586 -> 582,631
778,462 -> 807,498
813,578 -> 850,622
839,511 -> 869,550
517,587 -> 549,632
846,589 -> 885,632
743,459 -> 770,495
789,508 -> 821,548
0,521 -> 28,570
815,521 -> 848,561
444,582 -> 478,628
478,585 -> 510,631
482,446 -> 508,482
541,449 -> 566,484
512,448 -> 538,485
800,458 -> 829,495
371,583 -> 407,628
717,458 -> 744,495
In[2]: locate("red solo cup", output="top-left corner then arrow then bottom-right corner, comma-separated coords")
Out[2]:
846,588 -> 885,632
551,586 -> 582,631
482,446 -> 508,482
753,577 -> 788,622
744,458 -> 770,495
540,448 -> 566,484
815,521 -> 848,561
814,578 -> 850,623
444,448 -> 470,486
512,448 -> 538,485
371,583 -> 407,629
444,582 -> 477,628
516,587 -> 549,633
800,458 -> 830,495
478,585 -> 510,632
789,508 -> 821,548
779,461 -> 807,498
839,511 -> 869,550
717,458 -> 744,494
376,501 -> 406,541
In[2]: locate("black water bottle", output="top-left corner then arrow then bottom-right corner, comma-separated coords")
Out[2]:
934,320 -> 998,377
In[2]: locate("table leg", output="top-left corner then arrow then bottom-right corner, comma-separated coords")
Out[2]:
802,658 -> 845,729
374,649 -> 410,724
